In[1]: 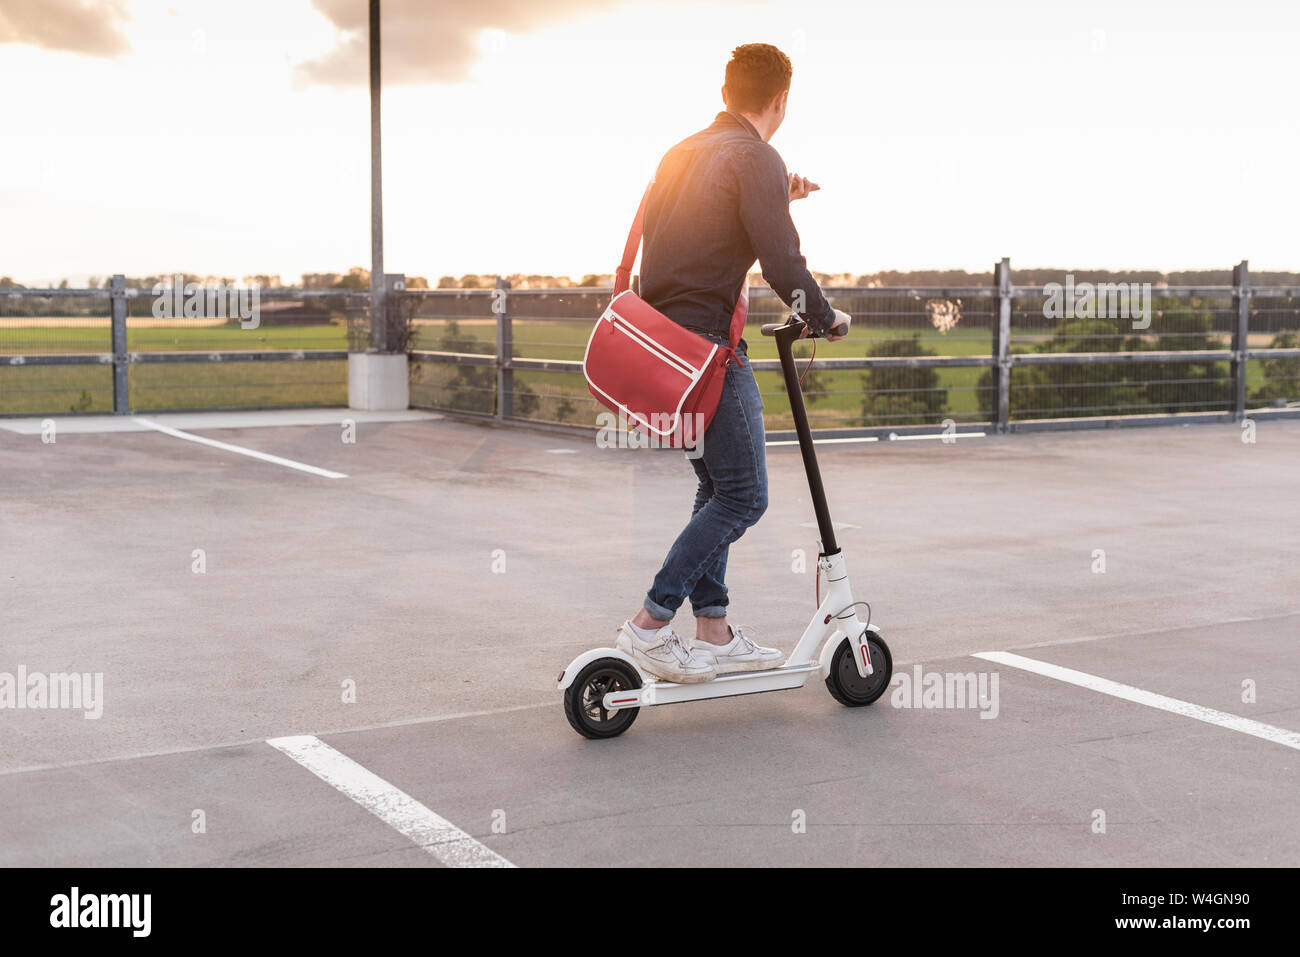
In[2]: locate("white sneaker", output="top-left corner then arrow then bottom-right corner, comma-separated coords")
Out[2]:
691,625 -> 785,674
617,622 -> 716,684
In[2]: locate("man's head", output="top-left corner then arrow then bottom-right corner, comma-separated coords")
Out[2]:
721,43 -> 792,142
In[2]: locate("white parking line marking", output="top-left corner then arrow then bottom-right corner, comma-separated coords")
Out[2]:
133,417 -> 347,478
766,433 -> 985,447
268,735 -> 514,868
974,651 -> 1300,751
0,408 -> 440,435
888,431 -> 987,441
767,436 -> 877,447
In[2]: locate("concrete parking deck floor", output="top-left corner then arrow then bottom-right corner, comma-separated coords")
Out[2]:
1,411 -> 1296,866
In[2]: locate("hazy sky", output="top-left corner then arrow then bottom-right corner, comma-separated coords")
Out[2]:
2,0 -> 1297,285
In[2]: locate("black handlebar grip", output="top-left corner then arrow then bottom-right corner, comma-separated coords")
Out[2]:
760,322 -> 791,337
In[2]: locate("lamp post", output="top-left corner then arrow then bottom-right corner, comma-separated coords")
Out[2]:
348,0 -> 410,410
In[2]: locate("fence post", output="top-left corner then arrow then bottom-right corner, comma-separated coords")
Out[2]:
495,277 -> 513,420
992,257 -> 1012,433
1230,260 -> 1251,422
110,274 -> 129,414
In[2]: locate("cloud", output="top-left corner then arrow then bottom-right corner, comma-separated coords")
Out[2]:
298,0 -> 642,86
0,0 -> 130,56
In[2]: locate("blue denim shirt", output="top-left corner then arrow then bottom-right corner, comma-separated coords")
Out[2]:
639,110 -> 837,340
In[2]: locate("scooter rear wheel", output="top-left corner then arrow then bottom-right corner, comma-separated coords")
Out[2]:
564,658 -> 641,739
825,632 -> 892,707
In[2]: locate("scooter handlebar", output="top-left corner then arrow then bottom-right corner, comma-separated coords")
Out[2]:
760,317 -> 849,339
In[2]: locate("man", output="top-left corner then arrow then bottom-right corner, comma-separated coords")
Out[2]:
617,43 -> 852,683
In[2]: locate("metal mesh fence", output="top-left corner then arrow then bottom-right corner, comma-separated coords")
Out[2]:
1,286 -> 360,414
5,274 -> 1297,426
398,281 -> 1296,432
1007,286 -> 1236,420
1246,294 -> 1300,410
501,289 -> 606,426
751,288 -> 994,430
407,290 -> 497,414
1,290 -> 114,414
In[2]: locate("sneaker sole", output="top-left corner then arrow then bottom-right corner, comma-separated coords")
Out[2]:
629,651 -> 716,684
634,659 -> 717,683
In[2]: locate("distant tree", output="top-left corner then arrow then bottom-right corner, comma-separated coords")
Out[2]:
334,267 -> 369,290
1251,330 -> 1300,406
437,320 -> 495,412
859,334 -> 947,426
1121,295 -> 1229,413
513,381 -> 540,417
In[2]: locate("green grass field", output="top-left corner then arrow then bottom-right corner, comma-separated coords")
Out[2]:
1,322 -> 349,355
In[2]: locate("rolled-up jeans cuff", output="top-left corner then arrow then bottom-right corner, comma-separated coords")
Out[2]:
692,604 -> 727,619
642,595 -> 676,622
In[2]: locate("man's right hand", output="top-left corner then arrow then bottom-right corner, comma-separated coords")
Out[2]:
825,309 -> 852,342
796,309 -> 852,341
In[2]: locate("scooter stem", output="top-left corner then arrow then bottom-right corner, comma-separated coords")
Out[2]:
772,322 -> 839,556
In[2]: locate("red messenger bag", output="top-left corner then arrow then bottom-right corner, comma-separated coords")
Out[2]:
582,183 -> 747,448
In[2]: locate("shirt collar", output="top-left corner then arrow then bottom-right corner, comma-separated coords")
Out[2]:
717,110 -> 762,141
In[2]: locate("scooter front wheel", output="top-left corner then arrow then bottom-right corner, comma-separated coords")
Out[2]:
825,632 -> 893,707
563,658 -> 641,739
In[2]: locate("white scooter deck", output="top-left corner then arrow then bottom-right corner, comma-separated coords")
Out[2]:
603,660 -> 823,709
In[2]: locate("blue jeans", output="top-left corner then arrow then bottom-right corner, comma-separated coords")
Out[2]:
644,340 -> 768,620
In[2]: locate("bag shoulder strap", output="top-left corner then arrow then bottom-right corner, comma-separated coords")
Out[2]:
614,182 -> 748,352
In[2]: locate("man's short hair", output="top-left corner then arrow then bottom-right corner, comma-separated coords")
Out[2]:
723,43 -> 792,114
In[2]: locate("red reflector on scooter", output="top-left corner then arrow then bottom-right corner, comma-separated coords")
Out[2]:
557,669 -> 565,683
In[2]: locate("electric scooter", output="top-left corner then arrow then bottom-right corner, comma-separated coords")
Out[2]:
558,315 -> 893,738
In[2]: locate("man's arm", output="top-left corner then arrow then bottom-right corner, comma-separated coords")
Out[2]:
735,144 -> 837,336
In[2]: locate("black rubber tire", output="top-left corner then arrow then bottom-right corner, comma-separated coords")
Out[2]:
563,658 -> 642,739
825,632 -> 893,707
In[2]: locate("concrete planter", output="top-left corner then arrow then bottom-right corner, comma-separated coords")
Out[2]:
348,352 -> 409,411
